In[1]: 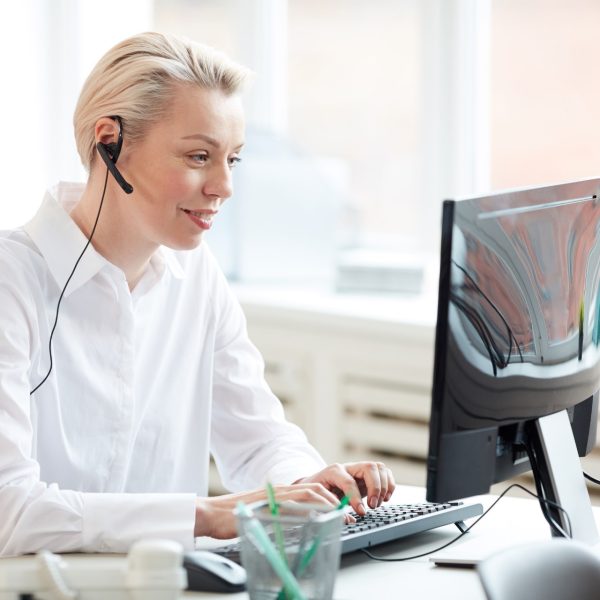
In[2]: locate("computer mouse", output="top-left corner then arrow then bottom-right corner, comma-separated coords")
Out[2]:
183,550 -> 247,593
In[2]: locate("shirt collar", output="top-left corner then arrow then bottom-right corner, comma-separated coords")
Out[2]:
155,247 -> 185,280
24,182 -> 186,297
24,182 -> 110,297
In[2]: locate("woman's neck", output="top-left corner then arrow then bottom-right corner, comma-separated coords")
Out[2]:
70,177 -> 157,291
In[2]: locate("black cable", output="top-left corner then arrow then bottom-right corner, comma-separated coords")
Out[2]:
30,168 -> 110,395
584,471 -> 600,485
523,437 -> 568,538
451,294 -> 496,357
452,260 -> 524,364
459,284 -> 513,368
522,435 -> 576,539
451,287 -> 510,373
451,295 -> 496,360
451,294 -> 499,375
453,261 -> 515,353
360,483 -> 572,562
456,287 -> 511,369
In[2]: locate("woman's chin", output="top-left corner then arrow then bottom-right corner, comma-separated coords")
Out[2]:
164,232 -> 205,252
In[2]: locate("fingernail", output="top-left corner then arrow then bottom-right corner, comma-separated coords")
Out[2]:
369,496 -> 377,509
358,502 -> 366,515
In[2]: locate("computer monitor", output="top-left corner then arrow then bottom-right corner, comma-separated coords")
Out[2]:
426,178 -> 600,545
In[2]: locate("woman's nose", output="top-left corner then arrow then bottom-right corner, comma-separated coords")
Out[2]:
204,163 -> 233,202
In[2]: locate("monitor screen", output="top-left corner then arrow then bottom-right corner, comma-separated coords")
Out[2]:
426,178 -> 600,542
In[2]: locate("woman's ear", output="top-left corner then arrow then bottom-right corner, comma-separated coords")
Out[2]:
95,116 -> 122,148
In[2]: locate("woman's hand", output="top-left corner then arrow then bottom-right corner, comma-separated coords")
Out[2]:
194,461 -> 395,539
294,461 -> 396,516
194,482 -> 341,539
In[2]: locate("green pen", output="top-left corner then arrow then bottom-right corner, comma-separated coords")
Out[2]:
337,495 -> 350,511
297,495 -> 349,574
237,502 -> 307,600
266,482 -> 289,565
276,495 -> 350,600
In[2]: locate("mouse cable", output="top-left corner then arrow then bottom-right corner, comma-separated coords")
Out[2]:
360,483 -> 572,563
30,167 -> 110,395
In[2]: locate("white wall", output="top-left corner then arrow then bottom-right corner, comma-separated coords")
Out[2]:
0,0 -> 153,228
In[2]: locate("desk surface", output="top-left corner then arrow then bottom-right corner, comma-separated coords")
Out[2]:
190,484 -> 582,600
2,485 -> 587,599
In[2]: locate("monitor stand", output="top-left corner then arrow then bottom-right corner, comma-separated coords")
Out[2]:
431,409 -> 600,567
529,409 -> 599,545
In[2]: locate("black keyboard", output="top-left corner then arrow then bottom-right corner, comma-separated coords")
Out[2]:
211,500 -> 483,562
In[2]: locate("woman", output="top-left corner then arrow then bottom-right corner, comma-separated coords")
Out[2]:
0,32 -> 394,556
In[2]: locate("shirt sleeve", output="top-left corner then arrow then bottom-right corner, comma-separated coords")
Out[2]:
0,247 -> 196,557
208,263 -> 326,492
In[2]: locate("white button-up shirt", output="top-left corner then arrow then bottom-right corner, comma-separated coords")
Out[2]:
0,182 -> 325,556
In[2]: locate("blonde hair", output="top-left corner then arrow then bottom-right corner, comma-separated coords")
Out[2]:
74,32 -> 249,171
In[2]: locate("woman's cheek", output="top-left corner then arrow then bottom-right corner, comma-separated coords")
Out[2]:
168,169 -> 202,200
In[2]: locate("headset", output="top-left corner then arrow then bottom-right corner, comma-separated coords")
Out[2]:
30,115 -> 133,395
96,116 -> 134,194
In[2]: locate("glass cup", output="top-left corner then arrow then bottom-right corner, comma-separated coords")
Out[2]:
236,500 -> 344,600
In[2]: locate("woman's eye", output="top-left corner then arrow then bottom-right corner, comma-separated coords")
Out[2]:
189,154 -> 208,164
228,156 -> 242,169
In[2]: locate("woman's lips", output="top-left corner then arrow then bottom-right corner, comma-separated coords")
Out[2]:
182,208 -> 216,230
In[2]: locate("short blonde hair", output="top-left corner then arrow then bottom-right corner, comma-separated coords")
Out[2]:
74,32 -> 249,171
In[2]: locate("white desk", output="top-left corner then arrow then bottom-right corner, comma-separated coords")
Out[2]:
2,485 -> 595,599
189,484 -> 596,599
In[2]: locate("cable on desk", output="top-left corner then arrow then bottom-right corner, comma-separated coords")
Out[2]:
583,471 -> 600,485
360,483 -> 572,563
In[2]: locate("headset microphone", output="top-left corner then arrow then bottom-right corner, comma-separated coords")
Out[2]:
96,116 -> 134,194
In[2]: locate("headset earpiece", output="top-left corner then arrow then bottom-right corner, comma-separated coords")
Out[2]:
96,116 -> 134,194
101,141 -> 121,162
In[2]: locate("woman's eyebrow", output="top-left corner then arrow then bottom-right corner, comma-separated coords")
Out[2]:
181,133 -> 219,146
180,133 -> 245,151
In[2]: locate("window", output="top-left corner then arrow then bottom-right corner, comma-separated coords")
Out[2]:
7,1 -> 596,292
0,0 -> 152,228
491,0 -> 600,188
154,0 -> 477,289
